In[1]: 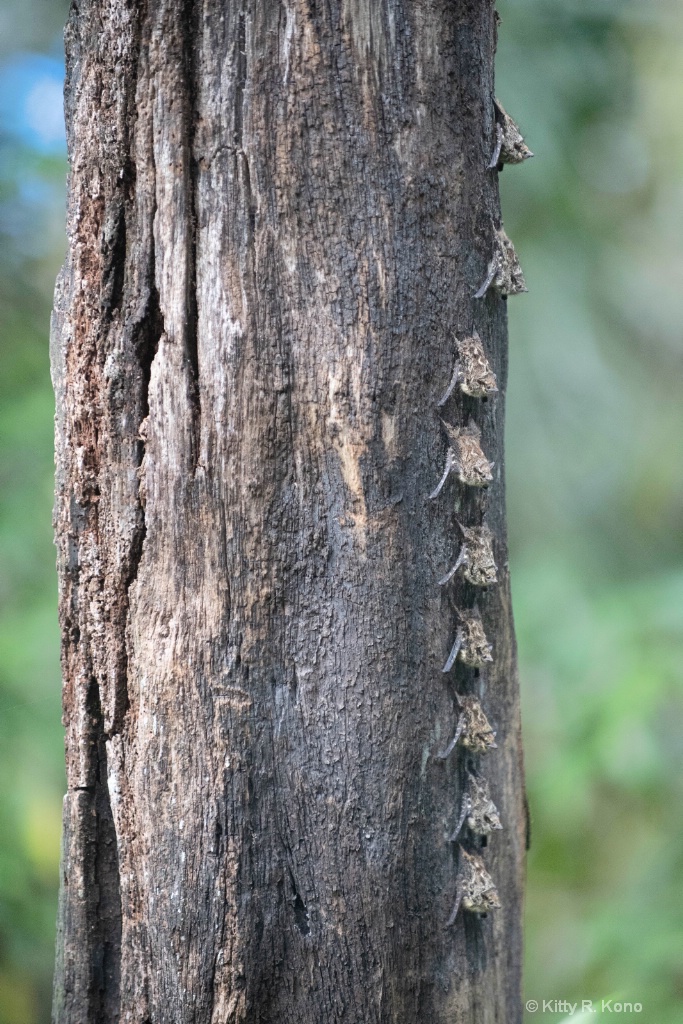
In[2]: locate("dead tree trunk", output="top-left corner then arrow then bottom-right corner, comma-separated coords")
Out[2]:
51,1 -> 526,1021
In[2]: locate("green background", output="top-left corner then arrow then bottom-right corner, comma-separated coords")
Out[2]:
1,1 -> 681,1021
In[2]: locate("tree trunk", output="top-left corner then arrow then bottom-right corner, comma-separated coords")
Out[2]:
51,1 -> 526,1021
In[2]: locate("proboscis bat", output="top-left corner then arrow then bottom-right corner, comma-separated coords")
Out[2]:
474,227 -> 527,299
437,695 -> 497,760
438,333 -> 498,406
488,99 -> 533,169
445,847 -> 501,926
445,421 -> 494,490
448,772 -> 503,841
442,606 -> 493,673
430,420 -> 493,498
438,522 -> 498,588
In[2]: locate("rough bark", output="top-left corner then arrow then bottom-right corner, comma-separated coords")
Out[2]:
51,1 -> 526,1021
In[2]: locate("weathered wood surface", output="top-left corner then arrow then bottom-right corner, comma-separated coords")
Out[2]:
51,0 -> 526,1021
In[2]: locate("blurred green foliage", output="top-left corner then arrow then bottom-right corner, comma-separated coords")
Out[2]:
0,1 -> 681,1022
0,2 -> 70,1020
498,2 -> 683,1021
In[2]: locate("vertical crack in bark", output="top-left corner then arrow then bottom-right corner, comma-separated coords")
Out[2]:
109,198 -> 163,736
125,271 -> 164,602
234,6 -> 258,351
137,277 -> 164,424
87,678 -> 122,1023
102,200 -> 127,317
288,869 -> 311,937
102,4 -> 150,739
112,260 -> 165,739
234,7 -> 246,152
183,0 -> 201,471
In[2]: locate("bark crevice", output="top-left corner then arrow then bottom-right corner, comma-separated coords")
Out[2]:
108,270 -> 164,740
182,0 -> 201,471
88,679 -> 123,1024
288,869 -> 311,938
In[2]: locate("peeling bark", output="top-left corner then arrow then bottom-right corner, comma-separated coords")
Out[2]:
52,1 -> 526,1021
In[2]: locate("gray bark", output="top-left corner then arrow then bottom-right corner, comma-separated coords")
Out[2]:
51,0 -> 526,1021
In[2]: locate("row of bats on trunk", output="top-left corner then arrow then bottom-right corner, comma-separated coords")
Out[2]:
434,98 -> 531,926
